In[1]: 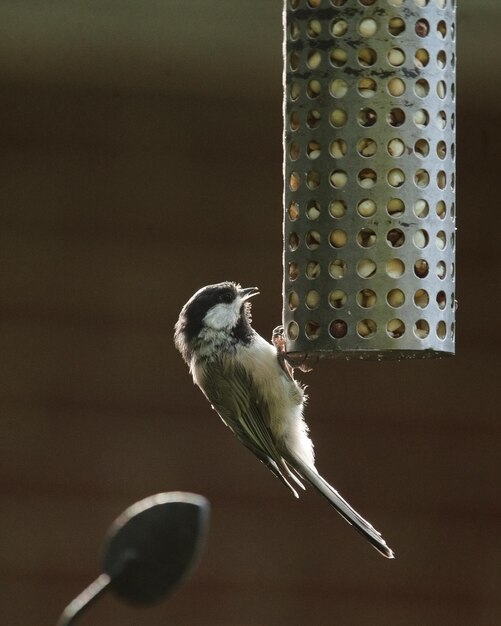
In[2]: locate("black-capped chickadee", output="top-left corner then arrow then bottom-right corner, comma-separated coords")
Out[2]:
174,281 -> 394,558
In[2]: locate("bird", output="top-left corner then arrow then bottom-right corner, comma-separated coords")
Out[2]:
174,281 -> 394,558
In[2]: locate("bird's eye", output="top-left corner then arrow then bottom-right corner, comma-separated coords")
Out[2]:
219,290 -> 234,304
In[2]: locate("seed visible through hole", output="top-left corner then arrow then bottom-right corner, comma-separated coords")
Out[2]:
436,291 -> 447,310
329,289 -> 347,308
358,77 -> 377,98
388,138 -> 405,157
306,261 -> 321,279
436,200 -> 446,219
306,289 -> 320,310
437,80 -> 446,99
387,228 -> 405,247
330,319 -> 347,338
357,259 -> 377,278
287,321 -> 299,341
307,79 -> 322,98
437,170 -> 447,190
307,109 -> 321,129
387,48 -> 405,66
414,319 -> 429,339
329,259 -> 346,279
305,320 -> 321,340
357,228 -> 377,248
289,171 -> 300,191
437,50 -> 447,69
290,21 -> 300,41
329,199 -> 347,218
415,168 -> 430,188
387,289 -> 405,307
358,18 -> 378,37
306,170 -> 320,189
387,107 -> 405,127
330,229 -> 347,248
387,168 -> 405,188
388,17 -> 405,36
330,48 -> 348,67
288,261 -> 298,281
290,82 -> 301,101
358,168 -> 377,188
331,19 -> 348,37
288,291 -> 299,310
357,138 -> 377,157
415,79 -> 430,97
359,107 -> 377,127
357,319 -> 377,338
357,199 -> 377,217
414,259 -> 429,278
357,289 -> 377,308
437,140 -> 447,159
330,138 -> 347,158
289,142 -> 300,161
437,321 -> 447,340
330,170 -> 348,188
306,200 -> 320,220
413,229 -> 429,248
387,318 -> 405,338
307,19 -> 322,38
306,230 -> 321,249
307,140 -> 321,160
358,47 -> 377,67
387,198 -> 405,217
288,201 -> 299,221
307,50 -> 322,70
436,230 -> 447,250
415,19 -> 429,37
329,78 -> 348,98
415,48 -> 429,68
437,110 -> 447,129
437,261 -> 446,279
415,139 -> 430,157
437,20 -> 447,39
386,258 -> 405,278
388,77 -> 406,96
414,289 -> 429,308
290,51 -> 300,71
330,109 -> 347,129
414,199 -> 429,218
414,109 -> 429,127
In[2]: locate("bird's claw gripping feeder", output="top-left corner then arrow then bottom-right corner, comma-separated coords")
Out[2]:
282,0 -> 456,365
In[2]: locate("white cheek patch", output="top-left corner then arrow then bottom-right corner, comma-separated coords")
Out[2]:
203,299 -> 241,331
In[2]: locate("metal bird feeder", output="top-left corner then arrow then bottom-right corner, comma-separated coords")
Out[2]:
282,0 -> 456,362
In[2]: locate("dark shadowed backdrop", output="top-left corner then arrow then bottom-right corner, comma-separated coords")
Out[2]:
1,2 -> 499,625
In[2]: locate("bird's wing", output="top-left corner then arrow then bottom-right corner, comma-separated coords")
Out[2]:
199,357 -> 304,496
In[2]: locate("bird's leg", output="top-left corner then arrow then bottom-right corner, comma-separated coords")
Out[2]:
271,325 -> 314,374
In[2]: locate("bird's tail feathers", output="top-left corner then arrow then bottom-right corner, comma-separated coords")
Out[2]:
275,458 -> 306,498
287,454 -> 395,559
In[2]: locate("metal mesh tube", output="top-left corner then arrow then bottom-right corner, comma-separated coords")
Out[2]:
283,0 -> 456,362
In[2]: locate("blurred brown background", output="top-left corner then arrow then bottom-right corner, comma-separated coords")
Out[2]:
1,2 -> 499,625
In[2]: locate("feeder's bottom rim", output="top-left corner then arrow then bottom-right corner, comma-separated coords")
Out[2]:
286,348 -> 455,364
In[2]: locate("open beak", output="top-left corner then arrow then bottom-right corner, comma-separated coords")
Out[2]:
239,286 -> 260,301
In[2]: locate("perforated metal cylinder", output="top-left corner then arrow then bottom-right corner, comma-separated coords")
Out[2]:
283,0 -> 456,362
